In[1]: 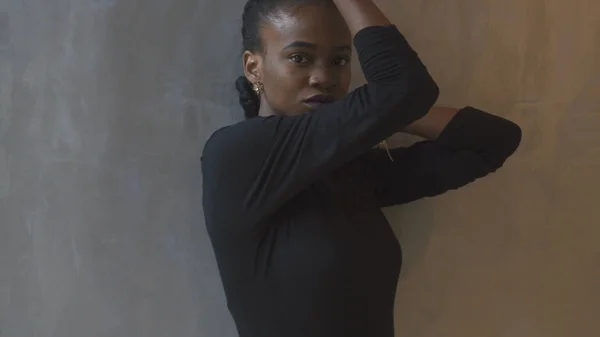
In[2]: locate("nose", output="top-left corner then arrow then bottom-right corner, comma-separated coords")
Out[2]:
308,65 -> 337,90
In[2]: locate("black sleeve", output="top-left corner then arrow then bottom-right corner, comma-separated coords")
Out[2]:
201,25 -> 439,228
362,106 -> 522,208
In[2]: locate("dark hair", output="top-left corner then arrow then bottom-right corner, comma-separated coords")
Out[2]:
235,76 -> 260,119
236,0 -> 330,118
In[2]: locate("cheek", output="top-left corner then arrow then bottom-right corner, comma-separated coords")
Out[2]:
340,68 -> 352,87
263,62 -> 306,98
274,62 -> 306,88
334,68 -> 352,96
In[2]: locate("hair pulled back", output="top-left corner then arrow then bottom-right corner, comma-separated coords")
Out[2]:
236,0 -> 330,118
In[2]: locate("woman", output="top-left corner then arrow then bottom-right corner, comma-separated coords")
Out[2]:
201,0 -> 521,336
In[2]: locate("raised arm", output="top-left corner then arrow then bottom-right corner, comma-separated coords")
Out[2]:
363,106 -> 522,207
332,0 -> 392,34
201,1 -> 439,229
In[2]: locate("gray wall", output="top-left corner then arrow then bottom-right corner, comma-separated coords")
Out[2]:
3,0 -> 600,336
1,0 -> 242,336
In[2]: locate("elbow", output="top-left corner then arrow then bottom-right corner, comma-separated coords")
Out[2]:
506,121 -> 523,156
414,57 -> 440,103
499,119 -> 522,160
422,75 -> 440,109
406,70 -> 440,121
487,120 -> 523,169
371,62 -> 440,128
413,67 -> 440,101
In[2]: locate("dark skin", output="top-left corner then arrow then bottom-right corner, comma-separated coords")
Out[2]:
243,2 -> 458,142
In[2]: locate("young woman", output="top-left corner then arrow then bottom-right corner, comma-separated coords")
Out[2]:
201,0 -> 522,336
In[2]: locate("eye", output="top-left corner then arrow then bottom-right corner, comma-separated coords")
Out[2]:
289,54 -> 309,64
333,56 -> 350,66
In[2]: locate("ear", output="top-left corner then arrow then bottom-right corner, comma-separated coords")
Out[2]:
243,50 -> 262,84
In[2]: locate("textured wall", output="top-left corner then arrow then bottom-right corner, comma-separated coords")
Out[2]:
377,0 -> 600,336
0,0 -> 242,336
1,0 -> 598,336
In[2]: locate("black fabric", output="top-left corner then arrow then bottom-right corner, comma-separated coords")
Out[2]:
363,106 -> 522,207
201,24 -> 521,337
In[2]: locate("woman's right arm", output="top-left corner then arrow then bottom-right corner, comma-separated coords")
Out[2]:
202,2 -> 439,228
332,0 -> 391,34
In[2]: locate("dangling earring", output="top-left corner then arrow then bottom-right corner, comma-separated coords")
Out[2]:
252,81 -> 264,96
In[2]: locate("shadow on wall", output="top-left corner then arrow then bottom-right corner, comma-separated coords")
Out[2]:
383,201 -> 436,279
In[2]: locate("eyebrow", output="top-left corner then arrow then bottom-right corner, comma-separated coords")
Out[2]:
282,41 -> 351,52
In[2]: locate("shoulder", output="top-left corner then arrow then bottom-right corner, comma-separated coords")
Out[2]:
201,116 -> 280,169
203,118 -> 260,154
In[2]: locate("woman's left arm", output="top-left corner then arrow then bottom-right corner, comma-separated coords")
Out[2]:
363,106 -> 522,207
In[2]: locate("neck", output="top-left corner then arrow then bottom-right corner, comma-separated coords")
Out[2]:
258,109 -> 274,117
257,97 -> 275,117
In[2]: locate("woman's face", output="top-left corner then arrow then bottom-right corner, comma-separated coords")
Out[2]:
243,2 -> 352,116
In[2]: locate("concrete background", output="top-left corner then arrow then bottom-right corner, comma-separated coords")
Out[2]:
0,0 -> 598,336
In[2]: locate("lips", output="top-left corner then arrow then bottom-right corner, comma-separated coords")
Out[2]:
304,94 -> 335,109
305,94 -> 335,104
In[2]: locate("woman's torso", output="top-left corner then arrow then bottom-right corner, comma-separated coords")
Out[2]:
209,161 -> 403,337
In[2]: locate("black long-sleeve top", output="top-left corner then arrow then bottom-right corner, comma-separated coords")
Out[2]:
201,25 -> 521,337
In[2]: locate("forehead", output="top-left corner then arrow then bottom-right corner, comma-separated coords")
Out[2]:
261,3 -> 351,50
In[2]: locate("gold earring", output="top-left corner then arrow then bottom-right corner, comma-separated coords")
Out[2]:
252,82 -> 264,96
